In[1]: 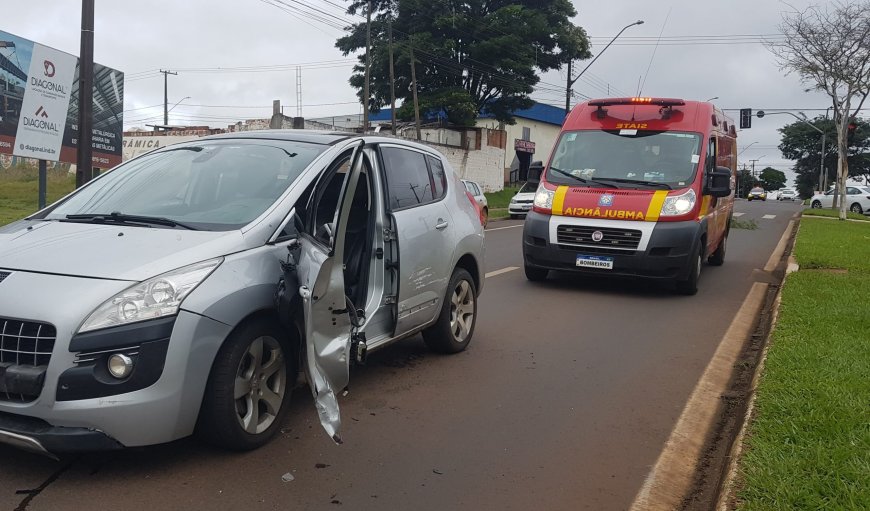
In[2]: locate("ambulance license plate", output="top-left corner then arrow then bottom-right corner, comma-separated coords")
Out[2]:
576,254 -> 614,270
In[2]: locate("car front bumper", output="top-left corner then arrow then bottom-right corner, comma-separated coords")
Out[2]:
522,211 -> 702,280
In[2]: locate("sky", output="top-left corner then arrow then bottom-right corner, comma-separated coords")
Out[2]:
1,0 -> 840,186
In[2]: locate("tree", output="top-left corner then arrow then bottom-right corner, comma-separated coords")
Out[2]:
336,0 -> 590,126
778,116 -> 870,198
769,1 -> 870,219
758,167 -> 787,191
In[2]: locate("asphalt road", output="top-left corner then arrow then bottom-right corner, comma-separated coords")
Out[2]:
0,199 -> 801,511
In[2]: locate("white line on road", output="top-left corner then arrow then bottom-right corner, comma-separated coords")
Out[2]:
732,212 -> 745,217
485,266 -> 519,278
762,214 -> 777,219
485,224 -> 524,232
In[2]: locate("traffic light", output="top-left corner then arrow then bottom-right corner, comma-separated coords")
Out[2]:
740,108 -> 752,129
848,120 -> 857,145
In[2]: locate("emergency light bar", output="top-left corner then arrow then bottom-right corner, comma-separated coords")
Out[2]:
590,97 -> 686,119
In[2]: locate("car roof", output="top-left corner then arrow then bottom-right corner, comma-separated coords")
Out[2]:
198,129 -> 353,145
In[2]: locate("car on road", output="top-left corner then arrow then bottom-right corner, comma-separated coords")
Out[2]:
509,181 -> 537,218
462,179 -> 488,226
523,97 -> 735,295
0,131 -> 485,456
777,188 -> 797,201
810,186 -> 870,214
747,187 -> 767,201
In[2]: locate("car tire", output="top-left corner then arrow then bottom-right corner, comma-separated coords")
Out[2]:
422,268 -> 477,354
675,246 -> 702,295
509,214 -> 518,220
850,203 -> 863,215
524,264 -> 548,282
708,230 -> 727,266
198,318 -> 295,451
811,200 -> 822,209
481,207 -> 489,227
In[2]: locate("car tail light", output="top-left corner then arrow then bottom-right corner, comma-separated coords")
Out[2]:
466,190 -> 485,226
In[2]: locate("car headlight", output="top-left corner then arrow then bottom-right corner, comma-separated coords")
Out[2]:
534,185 -> 555,210
510,197 -> 517,204
660,188 -> 696,217
79,258 -> 223,333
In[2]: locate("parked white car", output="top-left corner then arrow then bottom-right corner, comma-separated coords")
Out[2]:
508,181 -> 537,218
810,186 -> 870,214
462,180 -> 488,226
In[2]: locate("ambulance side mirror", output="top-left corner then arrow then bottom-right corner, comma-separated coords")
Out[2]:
707,166 -> 732,198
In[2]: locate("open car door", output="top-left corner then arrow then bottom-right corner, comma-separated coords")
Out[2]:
294,141 -> 364,443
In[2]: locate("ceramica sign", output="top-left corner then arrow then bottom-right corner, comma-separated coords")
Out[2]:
0,29 -> 124,168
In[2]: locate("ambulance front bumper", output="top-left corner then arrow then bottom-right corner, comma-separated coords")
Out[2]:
522,211 -> 702,280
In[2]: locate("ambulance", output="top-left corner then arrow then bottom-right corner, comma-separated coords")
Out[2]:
522,97 -> 736,295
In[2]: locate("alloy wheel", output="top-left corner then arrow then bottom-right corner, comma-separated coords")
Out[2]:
234,336 -> 287,435
449,280 -> 475,343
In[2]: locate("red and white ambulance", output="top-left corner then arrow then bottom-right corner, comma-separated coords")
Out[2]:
522,97 -> 736,294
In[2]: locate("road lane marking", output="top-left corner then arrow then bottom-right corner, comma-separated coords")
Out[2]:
485,224 -> 524,232
732,212 -> 745,217
764,220 -> 795,272
485,266 -> 519,278
762,214 -> 776,219
630,282 -> 769,511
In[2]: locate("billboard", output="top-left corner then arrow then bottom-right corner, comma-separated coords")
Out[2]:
0,29 -> 123,168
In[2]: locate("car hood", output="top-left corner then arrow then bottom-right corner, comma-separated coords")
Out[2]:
0,220 -> 247,281
513,192 -> 536,200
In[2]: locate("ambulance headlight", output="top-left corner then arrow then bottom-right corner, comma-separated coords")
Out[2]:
79,258 -> 222,333
534,184 -> 555,210
660,188 -> 696,216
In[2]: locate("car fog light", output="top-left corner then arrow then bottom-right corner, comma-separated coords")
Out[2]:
108,354 -> 134,379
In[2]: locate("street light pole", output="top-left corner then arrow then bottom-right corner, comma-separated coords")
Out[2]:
565,20 -> 644,114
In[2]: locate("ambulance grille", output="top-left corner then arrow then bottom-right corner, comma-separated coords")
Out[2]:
557,225 -> 642,250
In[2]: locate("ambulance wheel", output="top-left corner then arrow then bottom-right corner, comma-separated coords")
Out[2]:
423,268 -> 477,354
524,264 -> 548,282
708,231 -> 728,266
676,247 -> 702,295
198,318 -> 295,451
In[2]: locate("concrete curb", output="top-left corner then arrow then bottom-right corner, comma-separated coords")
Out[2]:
714,219 -> 801,510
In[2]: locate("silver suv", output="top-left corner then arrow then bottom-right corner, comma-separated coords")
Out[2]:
0,131 -> 484,455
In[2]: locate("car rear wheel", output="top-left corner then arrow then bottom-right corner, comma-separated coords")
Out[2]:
422,268 -> 477,354
198,319 -> 294,450
811,200 -> 822,208
481,207 -> 489,227
850,203 -> 863,214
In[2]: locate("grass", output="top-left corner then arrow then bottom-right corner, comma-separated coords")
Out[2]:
801,207 -> 869,221
731,217 -> 759,230
0,167 -> 76,227
737,219 -> 870,510
485,186 -> 520,210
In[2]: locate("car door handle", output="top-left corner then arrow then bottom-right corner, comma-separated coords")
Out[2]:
435,219 -> 449,230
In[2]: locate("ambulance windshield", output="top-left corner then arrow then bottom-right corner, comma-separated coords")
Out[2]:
546,130 -> 702,188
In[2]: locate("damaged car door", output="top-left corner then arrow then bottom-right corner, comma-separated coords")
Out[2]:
293,142 -> 364,443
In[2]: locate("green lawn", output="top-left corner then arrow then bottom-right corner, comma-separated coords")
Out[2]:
0,168 -> 76,227
802,207 -> 869,221
485,185 -> 521,210
737,219 -> 870,510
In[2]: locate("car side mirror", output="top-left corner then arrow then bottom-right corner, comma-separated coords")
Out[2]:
706,166 -> 732,198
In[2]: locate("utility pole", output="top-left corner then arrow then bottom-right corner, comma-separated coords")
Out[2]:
388,18 -> 396,135
160,69 -> 178,126
749,159 -> 761,181
409,46 -> 421,140
76,0 -> 95,188
363,0 -> 372,132
564,20 -> 644,115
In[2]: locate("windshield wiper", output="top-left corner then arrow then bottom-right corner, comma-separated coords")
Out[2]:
591,178 -> 672,190
62,212 -> 197,230
548,167 -> 607,187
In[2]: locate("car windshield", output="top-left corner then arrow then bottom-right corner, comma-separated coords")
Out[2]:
751,187 -> 764,193
44,140 -> 326,230
545,130 -> 702,188
518,181 -> 538,193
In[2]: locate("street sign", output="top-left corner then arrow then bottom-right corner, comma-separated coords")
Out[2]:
514,139 -> 535,153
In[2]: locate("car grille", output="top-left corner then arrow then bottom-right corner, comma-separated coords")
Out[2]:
557,225 -> 642,250
514,199 -> 533,204
0,318 -> 56,402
